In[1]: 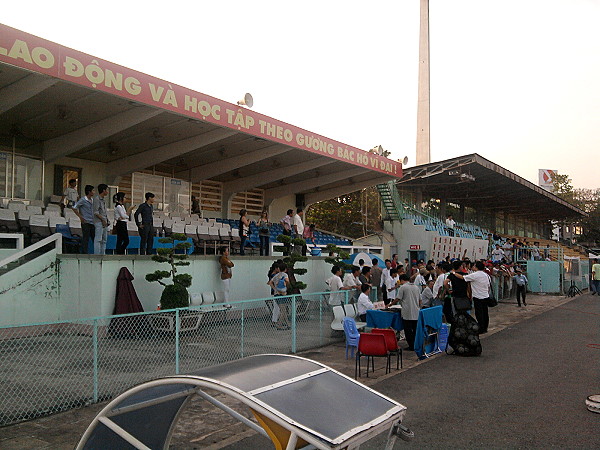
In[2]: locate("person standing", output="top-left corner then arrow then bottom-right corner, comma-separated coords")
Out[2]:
380,259 -> 392,304
391,254 -> 399,269
62,179 -> 79,208
292,208 -> 304,238
302,223 -> 316,256
134,192 -> 155,255
269,263 -> 291,330
591,259 -> 600,295
445,215 -> 455,236
370,259 -> 383,301
219,246 -> 234,301
326,265 -> 356,305
444,260 -> 470,323
113,192 -> 130,255
238,209 -> 250,256
258,210 -> 270,256
73,185 -> 95,254
454,261 -> 491,334
390,274 -> 421,351
513,269 -> 528,307
93,184 -> 109,255
343,266 -> 362,302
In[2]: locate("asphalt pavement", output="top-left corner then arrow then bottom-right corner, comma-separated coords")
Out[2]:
225,293 -> 600,449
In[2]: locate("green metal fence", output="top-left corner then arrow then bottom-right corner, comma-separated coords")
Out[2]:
0,290 -> 353,427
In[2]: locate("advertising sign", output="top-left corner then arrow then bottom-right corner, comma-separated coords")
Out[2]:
0,24 -> 401,177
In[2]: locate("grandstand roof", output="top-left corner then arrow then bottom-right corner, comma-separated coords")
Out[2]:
397,154 -> 585,220
0,24 -> 400,204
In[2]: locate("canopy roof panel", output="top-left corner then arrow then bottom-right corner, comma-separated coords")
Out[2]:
77,354 -> 407,449
397,154 -> 585,220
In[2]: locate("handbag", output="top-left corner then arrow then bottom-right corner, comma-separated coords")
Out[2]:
453,297 -> 472,311
487,275 -> 498,307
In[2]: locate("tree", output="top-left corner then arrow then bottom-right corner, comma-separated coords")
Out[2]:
272,235 -> 308,293
551,172 -> 600,245
305,186 -> 382,238
145,233 -> 193,309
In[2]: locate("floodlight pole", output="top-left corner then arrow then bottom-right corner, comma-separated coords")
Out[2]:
416,0 -> 431,165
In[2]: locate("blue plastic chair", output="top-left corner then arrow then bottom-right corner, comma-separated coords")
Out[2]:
343,317 -> 360,359
56,224 -> 80,252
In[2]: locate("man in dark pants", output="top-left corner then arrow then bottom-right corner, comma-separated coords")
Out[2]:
513,269 -> 528,307
134,192 -> 155,255
452,260 -> 490,333
73,185 -> 95,254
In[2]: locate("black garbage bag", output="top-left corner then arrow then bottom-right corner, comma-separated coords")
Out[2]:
446,312 -> 482,356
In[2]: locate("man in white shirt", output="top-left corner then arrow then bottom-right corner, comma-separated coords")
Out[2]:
386,268 -> 399,303
432,262 -> 448,299
491,244 -> 505,263
343,266 -> 361,302
453,261 -> 491,334
326,265 -> 355,305
356,284 -> 374,321
292,208 -> 304,238
380,259 -> 392,304
62,179 -> 79,208
445,215 -> 455,236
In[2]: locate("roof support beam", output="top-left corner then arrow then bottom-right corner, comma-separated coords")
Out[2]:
222,157 -> 333,194
106,128 -> 237,178
43,107 -> 163,162
0,74 -> 58,114
187,144 -> 290,183
263,166 -> 370,204
304,175 -> 394,205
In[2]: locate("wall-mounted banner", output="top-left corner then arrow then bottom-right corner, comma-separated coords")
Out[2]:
0,23 -> 401,177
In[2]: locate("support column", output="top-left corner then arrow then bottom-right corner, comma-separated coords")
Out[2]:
414,189 -> 423,210
503,212 -> 509,235
439,198 -> 447,218
459,204 -> 466,223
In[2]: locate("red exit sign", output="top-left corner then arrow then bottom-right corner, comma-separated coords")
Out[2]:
409,245 -> 421,250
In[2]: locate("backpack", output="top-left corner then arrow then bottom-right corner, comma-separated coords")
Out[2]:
446,312 -> 482,356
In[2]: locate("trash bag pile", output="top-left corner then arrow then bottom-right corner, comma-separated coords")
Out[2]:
446,312 -> 482,356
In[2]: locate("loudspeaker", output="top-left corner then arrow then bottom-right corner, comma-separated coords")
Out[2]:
237,93 -> 253,108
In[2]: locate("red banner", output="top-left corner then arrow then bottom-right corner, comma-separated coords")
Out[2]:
0,23 -> 401,177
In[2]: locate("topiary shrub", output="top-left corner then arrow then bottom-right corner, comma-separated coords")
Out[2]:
145,233 -> 193,310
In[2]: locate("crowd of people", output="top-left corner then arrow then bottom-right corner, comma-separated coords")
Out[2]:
323,254 -> 530,351
67,181 -> 156,255
488,234 -> 553,263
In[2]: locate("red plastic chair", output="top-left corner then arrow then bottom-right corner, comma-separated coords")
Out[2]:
355,333 -> 389,379
372,328 -> 403,370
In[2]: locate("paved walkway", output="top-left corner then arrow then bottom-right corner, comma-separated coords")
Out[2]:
0,293 -> 584,448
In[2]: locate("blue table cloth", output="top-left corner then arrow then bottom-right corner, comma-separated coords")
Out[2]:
366,309 -> 403,331
414,306 -> 443,358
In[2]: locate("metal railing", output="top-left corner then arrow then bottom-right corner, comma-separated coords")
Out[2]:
0,232 -> 62,273
0,290 -> 352,426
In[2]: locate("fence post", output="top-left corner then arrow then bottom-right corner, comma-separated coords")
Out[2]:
93,319 -> 98,403
291,295 -> 297,353
319,294 -> 323,346
241,307 -> 245,358
175,309 -> 180,375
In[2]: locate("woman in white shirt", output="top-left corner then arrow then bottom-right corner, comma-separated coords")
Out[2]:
113,192 -> 130,255
326,265 -> 356,305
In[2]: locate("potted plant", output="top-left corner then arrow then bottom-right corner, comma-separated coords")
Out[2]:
146,233 -> 200,331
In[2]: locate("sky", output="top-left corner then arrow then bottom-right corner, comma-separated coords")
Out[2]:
2,0 -> 599,189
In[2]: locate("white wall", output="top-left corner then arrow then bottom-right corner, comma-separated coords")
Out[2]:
56,255 -> 332,320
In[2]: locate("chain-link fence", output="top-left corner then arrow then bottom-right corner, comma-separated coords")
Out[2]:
0,290 -> 348,426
